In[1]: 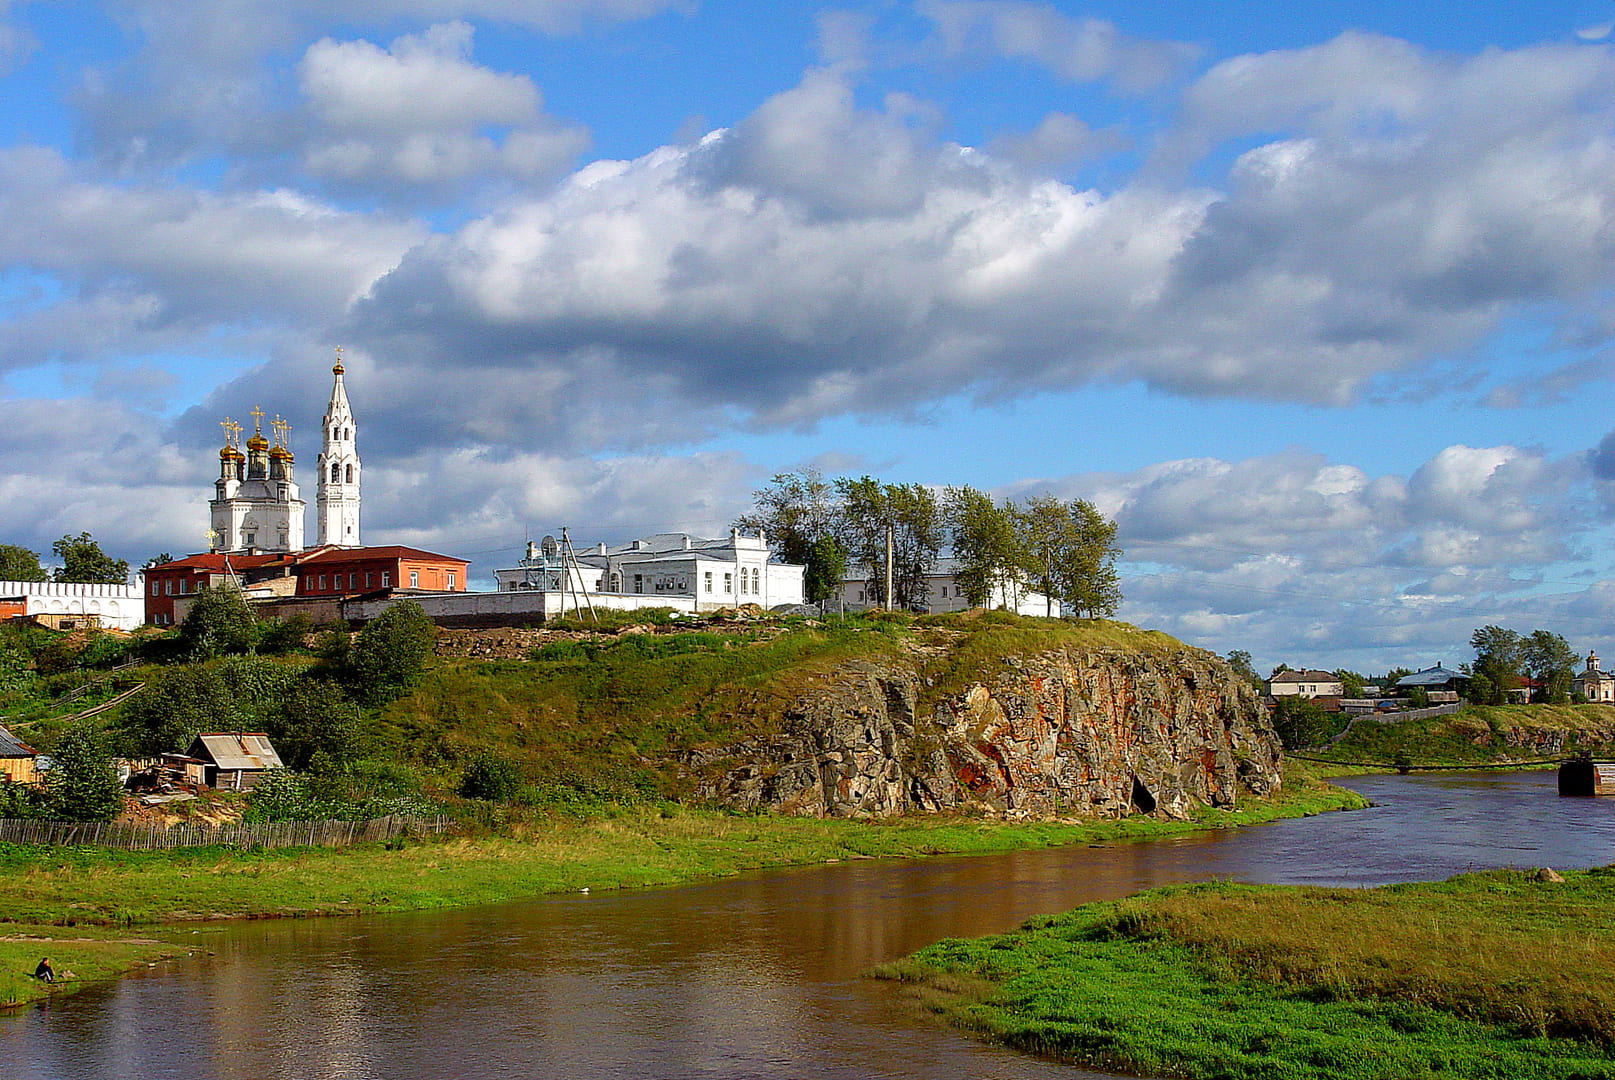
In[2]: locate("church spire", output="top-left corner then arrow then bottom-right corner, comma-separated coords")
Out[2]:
316,348 -> 361,547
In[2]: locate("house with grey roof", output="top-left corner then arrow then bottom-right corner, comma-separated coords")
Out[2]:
181,733 -> 285,791
0,724 -> 38,786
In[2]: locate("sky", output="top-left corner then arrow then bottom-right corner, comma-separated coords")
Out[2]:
3,0 -> 1615,678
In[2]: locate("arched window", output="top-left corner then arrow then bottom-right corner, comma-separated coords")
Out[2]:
331,463 -> 341,482
345,463 -> 353,483
343,427 -> 349,441
332,426 -> 339,441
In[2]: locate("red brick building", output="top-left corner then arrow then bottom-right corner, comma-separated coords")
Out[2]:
145,545 -> 468,626
292,546 -> 467,598
144,551 -> 297,627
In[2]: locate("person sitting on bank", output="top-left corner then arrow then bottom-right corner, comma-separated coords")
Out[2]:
34,957 -> 53,983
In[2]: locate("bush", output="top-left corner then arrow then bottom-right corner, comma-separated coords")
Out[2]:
259,614 -> 316,656
43,723 -> 124,822
346,602 -> 434,706
176,585 -> 258,660
269,677 -> 361,771
1270,696 -> 1343,751
458,750 -> 523,801
0,782 -> 44,820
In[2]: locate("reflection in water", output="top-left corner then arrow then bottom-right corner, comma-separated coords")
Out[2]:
5,771 -> 1612,1080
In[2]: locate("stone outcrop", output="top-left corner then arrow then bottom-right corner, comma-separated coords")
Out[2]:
684,647 -> 1282,821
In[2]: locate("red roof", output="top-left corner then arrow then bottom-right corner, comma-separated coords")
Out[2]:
294,545 -> 467,565
150,552 -> 294,572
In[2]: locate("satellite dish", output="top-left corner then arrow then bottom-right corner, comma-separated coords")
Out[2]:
540,534 -> 559,558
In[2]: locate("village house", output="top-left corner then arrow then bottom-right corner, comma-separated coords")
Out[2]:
1264,670 -> 1344,698
1394,664 -> 1467,704
0,725 -> 38,786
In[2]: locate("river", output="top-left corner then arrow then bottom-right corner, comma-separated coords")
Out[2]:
5,770 -> 1614,1080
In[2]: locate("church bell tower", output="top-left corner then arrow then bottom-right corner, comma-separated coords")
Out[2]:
315,350 -> 362,548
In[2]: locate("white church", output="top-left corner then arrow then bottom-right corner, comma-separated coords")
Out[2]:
208,357 -> 361,555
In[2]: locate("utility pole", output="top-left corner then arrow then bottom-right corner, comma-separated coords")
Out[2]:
559,527 -> 598,624
884,522 -> 894,611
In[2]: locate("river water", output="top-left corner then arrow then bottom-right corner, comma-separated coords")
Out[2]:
5,770 -> 1614,1080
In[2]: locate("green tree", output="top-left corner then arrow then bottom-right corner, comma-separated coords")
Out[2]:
51,532 -> 129,584
142,553 -> 174,570
1469,625 -> 1522,706
1334,670 -> 1366,698
835,477 -> 942,609
1521,630 -> 1578,704
176,583 -> 258,660
736,469 -> 848,607
1225,650 -> 1260,690
1269,696 -> 1339,751
270,677 -> 360,771
802,534 -> 846,608
44,724 -> 124,822
0,544 -> 47,582
1010,496 -> 1122,618
346,601 -> 435,706
945,485 -> 1024,609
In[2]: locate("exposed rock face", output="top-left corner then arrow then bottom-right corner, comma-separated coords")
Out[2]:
685,647 -> 1282,821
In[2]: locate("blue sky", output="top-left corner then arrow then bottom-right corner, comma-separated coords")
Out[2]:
3,0 -> 1615,677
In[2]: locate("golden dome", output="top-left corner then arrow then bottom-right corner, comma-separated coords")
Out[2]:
269,445 -> 293,460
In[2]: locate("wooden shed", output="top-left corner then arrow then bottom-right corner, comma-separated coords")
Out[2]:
0,725 -> 38,786
184,733 -> 285,791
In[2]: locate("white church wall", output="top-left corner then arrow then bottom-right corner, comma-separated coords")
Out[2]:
0,579 -> 146,631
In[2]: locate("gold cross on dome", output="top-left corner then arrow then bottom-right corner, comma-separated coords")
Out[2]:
205,528 -> 219,550
272,415 -> 290,448
220,417 -> 234,447
249,406 -> 264,435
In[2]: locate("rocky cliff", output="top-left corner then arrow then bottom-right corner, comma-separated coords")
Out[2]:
684,646 -> 1282,820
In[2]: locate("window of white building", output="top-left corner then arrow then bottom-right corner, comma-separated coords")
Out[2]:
704,572 -> 712,593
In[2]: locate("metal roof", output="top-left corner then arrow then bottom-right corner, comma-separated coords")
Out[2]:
0,724 -> 36,759
1395,665 -> 1466,687
187,733 -> 284,772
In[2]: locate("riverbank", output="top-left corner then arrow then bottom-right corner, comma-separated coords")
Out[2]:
0,766 -> 1362,1010
877,866 -> 1615,1079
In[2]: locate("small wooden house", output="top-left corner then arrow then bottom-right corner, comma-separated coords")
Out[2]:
0,724 -> 38,786
183,733 -> 285,791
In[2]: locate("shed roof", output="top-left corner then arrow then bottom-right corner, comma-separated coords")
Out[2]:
187,733 -> 284,772
0,724 -> 36,759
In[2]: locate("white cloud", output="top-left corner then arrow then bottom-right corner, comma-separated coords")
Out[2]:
916,0 -> 1200,91
297,22 -> 587,188
1018,445 -> 1601,674
0,147 -> 421,371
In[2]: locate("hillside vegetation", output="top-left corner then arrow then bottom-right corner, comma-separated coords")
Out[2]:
1313,703 -> 1615,769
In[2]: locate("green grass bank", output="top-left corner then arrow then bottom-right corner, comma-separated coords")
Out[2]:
0,766 -> 1362,1010
878,867 -> 1615,1079
1308,703 -> 1615,772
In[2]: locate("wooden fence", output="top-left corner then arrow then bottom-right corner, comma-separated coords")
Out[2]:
0,814 -> 452,851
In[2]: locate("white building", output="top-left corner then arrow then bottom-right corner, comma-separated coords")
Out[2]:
1574,651 -> 1615,703
315,357 -> 362,548
837,557 -> 1053,616
495,531 -> 804,612
0,579 -> 145,632
1266,670 -> 1345,698
209,408 -> 305,554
